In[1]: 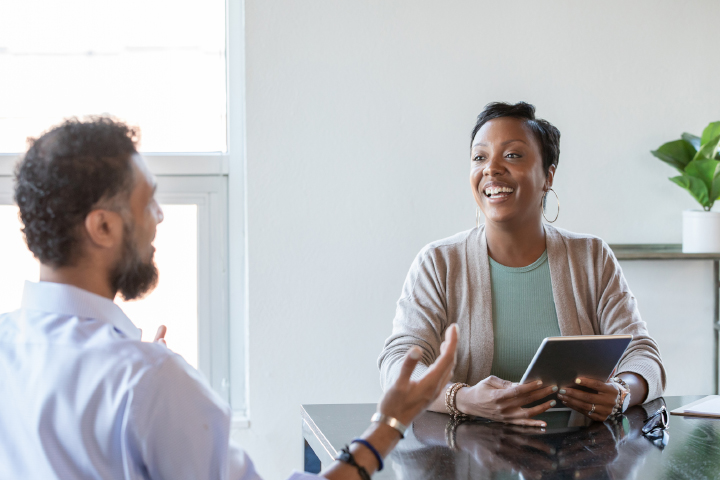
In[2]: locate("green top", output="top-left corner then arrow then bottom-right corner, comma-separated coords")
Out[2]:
489,250 -> 561,382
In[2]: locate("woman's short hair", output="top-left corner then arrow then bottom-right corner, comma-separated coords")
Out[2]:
14,117 -> 139,267
471,102 -> 560,175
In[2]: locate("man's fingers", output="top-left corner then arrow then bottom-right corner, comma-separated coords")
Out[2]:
426,325 -> 458,374
396,346 -> 423,386
420,325 -> 458,386
436,368 -> 455,395
154,325 -> 167,343
444,323 -> 458,349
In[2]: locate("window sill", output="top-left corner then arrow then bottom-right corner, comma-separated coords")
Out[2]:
0,153 -> 230,176
232,414 -> 250,430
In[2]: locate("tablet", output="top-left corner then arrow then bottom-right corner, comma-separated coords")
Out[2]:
519,335 -> 632,408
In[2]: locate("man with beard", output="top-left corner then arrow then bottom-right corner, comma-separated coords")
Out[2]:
0,117 -> 458,480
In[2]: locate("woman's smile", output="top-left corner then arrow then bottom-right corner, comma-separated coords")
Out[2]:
481,181 -> 515,203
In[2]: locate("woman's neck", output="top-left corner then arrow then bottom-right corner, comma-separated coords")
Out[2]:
484,218 -> 546,268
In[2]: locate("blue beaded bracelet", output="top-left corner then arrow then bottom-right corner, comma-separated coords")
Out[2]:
351,438 -> 383,471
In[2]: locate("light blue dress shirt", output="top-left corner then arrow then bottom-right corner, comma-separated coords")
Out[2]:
0,281 -> 316,480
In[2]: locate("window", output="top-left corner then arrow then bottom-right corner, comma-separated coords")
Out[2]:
0,204 -> 38,315
0,0 -> 226,153
0,198 -> 203,372
118,204 -> 200,368
0,0 -> 246,416
0,174 -> 231,401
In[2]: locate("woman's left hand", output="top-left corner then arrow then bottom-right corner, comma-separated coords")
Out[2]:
556,377 -> 620,421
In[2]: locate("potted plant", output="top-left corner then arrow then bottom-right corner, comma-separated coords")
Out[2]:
652,121 -> 720,253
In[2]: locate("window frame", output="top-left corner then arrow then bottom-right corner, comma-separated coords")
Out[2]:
0,0 -> 248,421
0,174 -> 235,406
155,176 -> 230,404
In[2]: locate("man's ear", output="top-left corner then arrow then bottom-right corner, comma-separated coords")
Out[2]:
84,209 -> 124,249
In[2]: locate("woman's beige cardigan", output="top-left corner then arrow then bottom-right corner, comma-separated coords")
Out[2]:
378,225 -> 666,401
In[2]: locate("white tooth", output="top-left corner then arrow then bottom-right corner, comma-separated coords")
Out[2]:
502,187 -> 508,193
493,188 -> 499,194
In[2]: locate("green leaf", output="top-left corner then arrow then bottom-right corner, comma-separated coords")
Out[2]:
682,132 -> 701,151
685,157 -> 720,192
710,162 -> 720,201
670,174 -> 710,208
651,139 -> 697,173
701,122 -> 720,145
711,171 -> 720,202
695,134 -> 720,161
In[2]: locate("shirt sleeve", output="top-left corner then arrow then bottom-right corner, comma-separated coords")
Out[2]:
127,353 -> 262,480
287,473 -> 322,479
377,248 -> 448,391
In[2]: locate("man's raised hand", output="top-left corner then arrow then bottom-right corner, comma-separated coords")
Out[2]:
378,324 -> 458,426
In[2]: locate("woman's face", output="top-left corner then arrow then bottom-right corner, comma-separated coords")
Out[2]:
470,117 -> 555,226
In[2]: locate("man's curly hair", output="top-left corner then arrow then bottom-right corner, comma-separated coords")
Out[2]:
14,117 -> 139,267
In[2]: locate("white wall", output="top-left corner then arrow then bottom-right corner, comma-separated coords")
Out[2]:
236,1 -> 720,477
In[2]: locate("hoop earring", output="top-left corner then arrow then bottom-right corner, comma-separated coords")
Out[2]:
542,188 -> 560,223
476,206 -> 481,228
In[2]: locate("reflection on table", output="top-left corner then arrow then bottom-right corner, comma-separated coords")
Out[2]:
302,396 -> 720,480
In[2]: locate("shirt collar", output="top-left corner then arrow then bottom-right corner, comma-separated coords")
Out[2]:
21,280 -> 142,341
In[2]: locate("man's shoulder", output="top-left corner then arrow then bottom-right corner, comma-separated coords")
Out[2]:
0,310 -> 21,339
119,341 -> 231,425
105,337 -> 177,367
115,341 -> 223,402
0,307 -> 196,386
68,335 -> 185,392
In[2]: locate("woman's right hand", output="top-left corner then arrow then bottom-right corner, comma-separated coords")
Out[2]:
456,376 -> 558,427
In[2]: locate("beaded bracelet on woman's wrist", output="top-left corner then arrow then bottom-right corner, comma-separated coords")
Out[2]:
444,382 -> 469,418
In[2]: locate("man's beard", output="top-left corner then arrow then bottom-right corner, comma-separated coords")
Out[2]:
110,222 -> 159,301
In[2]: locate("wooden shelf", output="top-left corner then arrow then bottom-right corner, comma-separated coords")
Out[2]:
609,244 -> 720,261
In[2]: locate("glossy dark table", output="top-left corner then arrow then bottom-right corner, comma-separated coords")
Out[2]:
302,396 -> 720,479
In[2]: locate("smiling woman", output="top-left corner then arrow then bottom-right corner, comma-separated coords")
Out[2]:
378,102 -> 667,427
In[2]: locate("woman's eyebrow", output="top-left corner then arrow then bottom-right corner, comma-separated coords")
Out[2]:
472,139 -> 528,148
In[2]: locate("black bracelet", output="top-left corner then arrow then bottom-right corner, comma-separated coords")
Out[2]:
336,445 -> 371,480
351,438 -> 383,471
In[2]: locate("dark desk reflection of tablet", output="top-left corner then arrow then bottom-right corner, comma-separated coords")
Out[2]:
520,335 -> 632,409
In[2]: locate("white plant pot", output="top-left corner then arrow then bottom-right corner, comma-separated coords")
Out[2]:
682,210 -> 720,253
